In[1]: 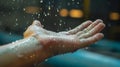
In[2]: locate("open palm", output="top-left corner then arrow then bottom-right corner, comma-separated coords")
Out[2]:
24,19 -> 105,55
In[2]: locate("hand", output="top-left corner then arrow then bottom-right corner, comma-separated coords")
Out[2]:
24,19 -> 105,55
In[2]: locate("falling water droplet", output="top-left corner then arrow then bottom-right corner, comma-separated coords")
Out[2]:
68,27 -> 72,30
67,2 -> 71,6
77,2 -> 80,4
55,14 -> 58,16
13,0 -> 15,2
15,23 -> 18,26
72,0 -> 75,1
57,9 -> 59,12
40,0 -> 43,3
54,23 -> 56,25
45,59 -> 48,62
59,23 -> 62,26
12,42 -> 15,44
59,20 -> 62,22
9,32 -> 12,35
23,8 -> 26,11
47,13 -> 50,16
48,6 -> 51,10
16,18 -> 18,21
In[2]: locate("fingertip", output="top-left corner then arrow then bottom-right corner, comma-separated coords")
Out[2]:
98,23 -> 106,29
32,20 -> 42,26
95,33 -> 104,40
96,19 -> 103,23
86,20 -> 92,24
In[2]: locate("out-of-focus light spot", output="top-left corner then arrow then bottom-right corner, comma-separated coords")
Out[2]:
69,9 -> 83,18
48,6 -> 51,10
23,6 -> 42,14
109,12 -> 119,20
59,9 -> 69,17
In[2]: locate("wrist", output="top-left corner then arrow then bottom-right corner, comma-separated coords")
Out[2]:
30,35 -> 54,61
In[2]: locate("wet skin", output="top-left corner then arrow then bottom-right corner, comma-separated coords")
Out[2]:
0,19 -> 105,67
24,19 -> 105,55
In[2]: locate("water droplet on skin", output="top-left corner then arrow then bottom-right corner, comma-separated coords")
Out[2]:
11,42 -> 15,44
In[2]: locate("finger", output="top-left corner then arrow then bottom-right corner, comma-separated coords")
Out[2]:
78,22 -> 105,38
32,20 -> 42,27
82,19 -> 103,32
76,19 -> 103,36
79,33 -> 104,48
68,20 -> 92,34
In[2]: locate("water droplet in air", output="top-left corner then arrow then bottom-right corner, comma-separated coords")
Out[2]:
72,0 -> 75,1
13,0 -> 15,2
77,2 -> 80,4
40,0 -> 43,3
48,6 -> 51,10
59,23 -> 62,26
9,32 -> 12,35
45,59 -> 48,62
55,14 -> 58,16
47,13 -> 50,16
23,8 -> 26,11
16,18 -> 18,21
67,2 -> 71,6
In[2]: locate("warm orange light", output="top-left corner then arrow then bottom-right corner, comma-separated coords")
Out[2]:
24,6 -> 41,14
109,12 -> 119,20
69,9 -> 83,18
59,9 -> 69,17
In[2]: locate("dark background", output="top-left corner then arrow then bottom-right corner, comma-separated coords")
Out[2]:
0,0 -> 120,59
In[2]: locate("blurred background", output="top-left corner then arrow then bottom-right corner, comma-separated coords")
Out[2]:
0,0 -> 120,67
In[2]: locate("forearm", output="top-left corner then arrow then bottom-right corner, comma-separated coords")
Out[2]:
0,36 -> 51,67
